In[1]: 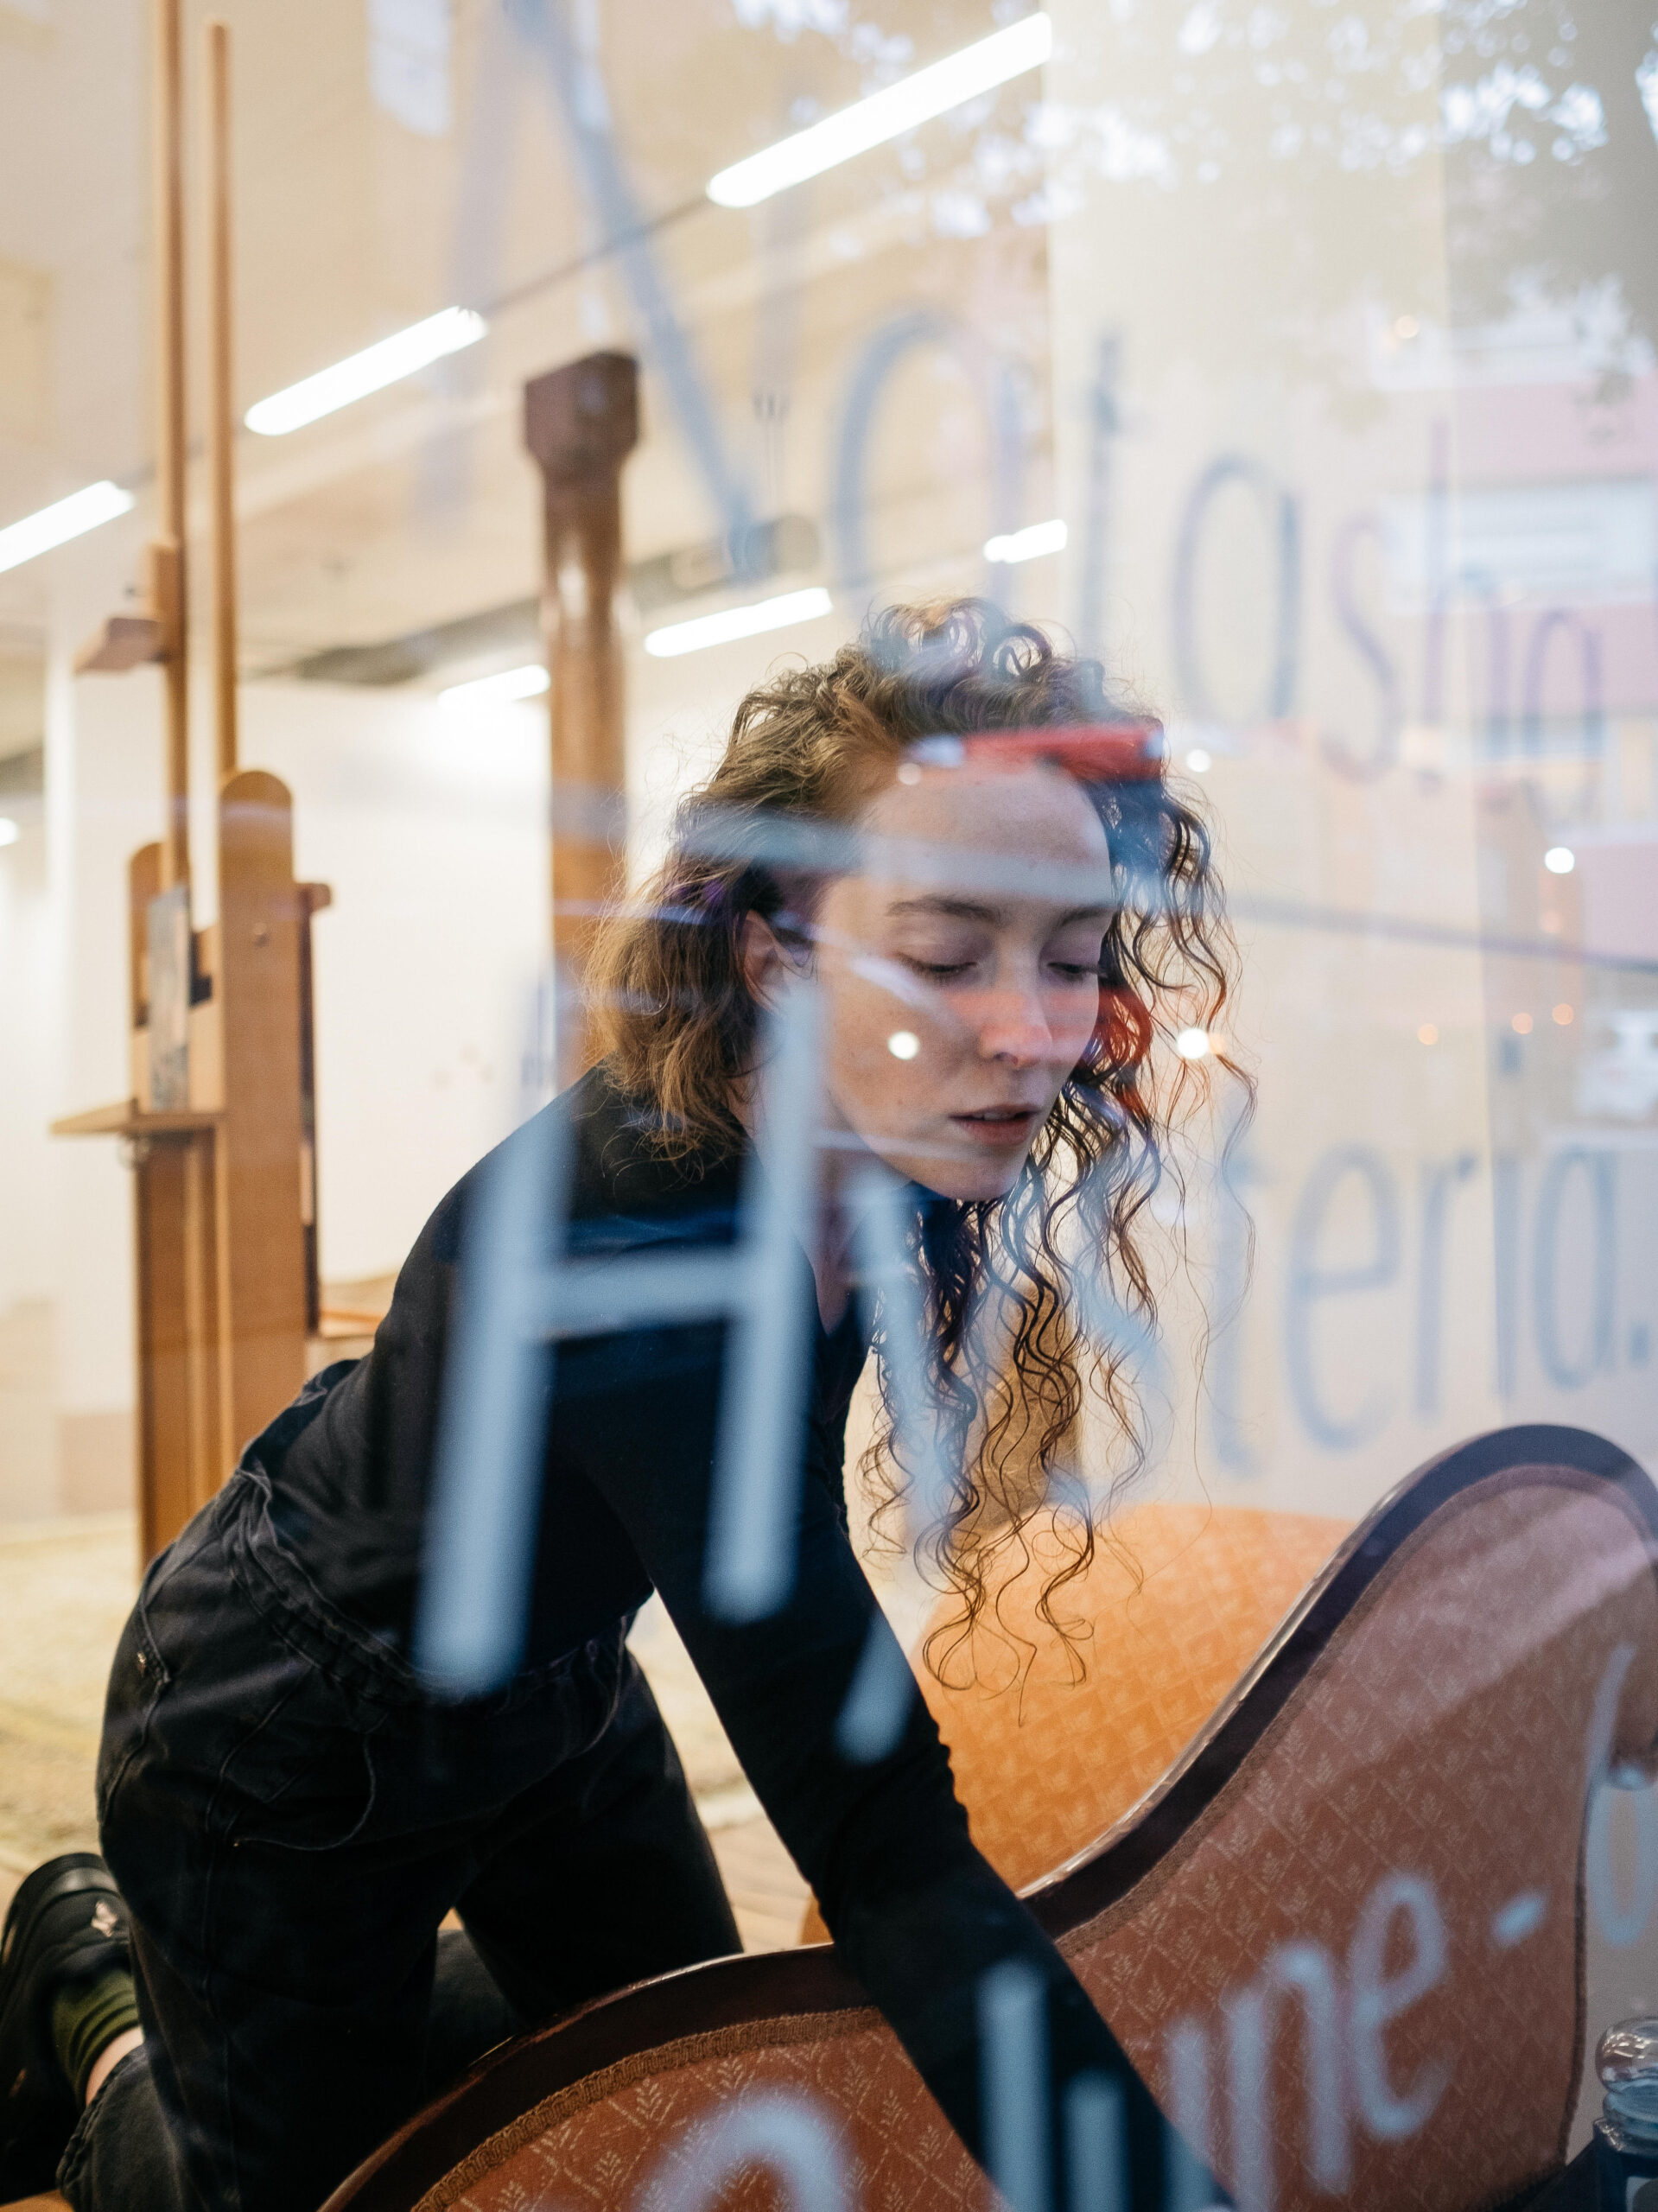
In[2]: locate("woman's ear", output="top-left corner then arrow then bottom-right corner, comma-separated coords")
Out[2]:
738,911 -> 791,1010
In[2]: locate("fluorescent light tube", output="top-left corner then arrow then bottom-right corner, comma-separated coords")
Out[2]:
245,306 -> 487,436
708,11 -> 1051,208
0,480 -> 136,575
644,587 -> 833,658
438,663 -> 549,709
984,518 -> 1066,563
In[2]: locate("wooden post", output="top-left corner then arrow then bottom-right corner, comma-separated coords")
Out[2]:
137,0 -> 223,1543
202,20 -> 307,1465
215,772 -> 308,1459
523,352 -> 639,1029
206,16 -> 237,784
127,844 -> 206,1554
152,0 -> 189,887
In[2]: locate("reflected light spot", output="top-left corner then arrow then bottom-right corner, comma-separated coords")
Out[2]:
1544,845 -> 1576,874
886,1031 -> 920,1060
707,13 -> 1052,207
645,588 -> 833,658
1512,1012 -> 1534,1034
1185,747 -> 1212,774
245,307 -> 486,435
438,664 -> 549,709
1553,1002 -> 1574,1026
1173,1027 -> 1210,1060
1393,314 -> 1420,342
1490,1890 -> 1547,1949
896,762 -> 922,785
0,816 -> 18,846
0,479 -> 136,575
1417,1022 -> 1438,1046
983,518 -> 1066,564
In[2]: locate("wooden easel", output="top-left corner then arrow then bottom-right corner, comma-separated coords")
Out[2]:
54,4 -> 323,1560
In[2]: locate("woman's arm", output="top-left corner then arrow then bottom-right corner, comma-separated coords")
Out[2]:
557,1323 -> 1195,2209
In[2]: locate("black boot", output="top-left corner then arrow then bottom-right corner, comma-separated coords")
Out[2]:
0,1854 -> 131,2196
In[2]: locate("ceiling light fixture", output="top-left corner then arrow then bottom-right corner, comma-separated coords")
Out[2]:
644,586 -> 833,658
0,480 -> 136,576
984,518 -> 1066,564
707,11 -> 1052,208
437,664 -> 549,709
245,306 -> 487,437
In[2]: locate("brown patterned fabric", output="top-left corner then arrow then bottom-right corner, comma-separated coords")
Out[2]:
379,1465 -> 1658,2212
414,2013 -> 985,2212
800,1503 -> 1350,1942
1071,1472 -> 1658,2211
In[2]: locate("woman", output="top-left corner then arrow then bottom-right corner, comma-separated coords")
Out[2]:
0,601 -> 1236,2212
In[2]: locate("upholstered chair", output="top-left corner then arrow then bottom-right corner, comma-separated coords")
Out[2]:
321,1426 -> 1658,2212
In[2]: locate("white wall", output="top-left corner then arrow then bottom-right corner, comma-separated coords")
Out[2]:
245,679 -> 548,1281
0,798 -> 53,1313
46,517 -> 162,1431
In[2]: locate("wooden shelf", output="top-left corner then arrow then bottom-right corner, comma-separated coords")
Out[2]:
51,1101 -> 223,1138
314,1312 -> 386,1344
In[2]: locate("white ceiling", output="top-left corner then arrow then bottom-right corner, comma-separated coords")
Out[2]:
0,0 -> 1052,672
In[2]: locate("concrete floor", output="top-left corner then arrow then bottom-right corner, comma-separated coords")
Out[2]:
0,1515 -> 137,1886
0,1303 -> 56,1523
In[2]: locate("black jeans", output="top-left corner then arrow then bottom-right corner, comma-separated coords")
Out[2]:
63,1456 -> 740,2212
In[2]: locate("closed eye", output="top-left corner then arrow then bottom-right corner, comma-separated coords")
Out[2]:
901,957 -> 977,980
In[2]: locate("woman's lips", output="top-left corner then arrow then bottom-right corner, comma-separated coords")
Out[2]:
948,1105 -> 1044,1145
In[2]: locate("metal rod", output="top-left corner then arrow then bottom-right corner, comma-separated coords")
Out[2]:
206,18 -> 238,783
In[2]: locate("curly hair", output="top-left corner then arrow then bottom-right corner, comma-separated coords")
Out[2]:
590,598 -> 1243,1683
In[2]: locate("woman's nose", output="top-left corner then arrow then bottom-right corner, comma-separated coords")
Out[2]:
973,987 -> 1057,1065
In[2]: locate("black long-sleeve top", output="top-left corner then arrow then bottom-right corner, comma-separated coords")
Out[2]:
273,1065 -> 1173,2196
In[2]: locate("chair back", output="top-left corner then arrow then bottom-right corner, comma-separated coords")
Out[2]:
326,1427 -> 1658,2212
799,1501 -> 1350,1942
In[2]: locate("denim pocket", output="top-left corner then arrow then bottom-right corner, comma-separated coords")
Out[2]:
216,1654 -> 381,1853
95,1600 -> 169,1833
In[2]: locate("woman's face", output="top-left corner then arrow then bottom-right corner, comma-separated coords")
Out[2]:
810,760 -> 1115,1201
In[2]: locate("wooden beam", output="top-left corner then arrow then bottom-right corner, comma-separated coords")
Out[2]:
50,1103 -> 221,1137
134,1134 -> 196,1558
215,770 -> 308,1459
118,842 -> 221,1556
151,0 -> 189,888
205,17 -> 238,785
298,881 -> 332,1335
523,352 -> 639,1025
183,1128 -> 226,1514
